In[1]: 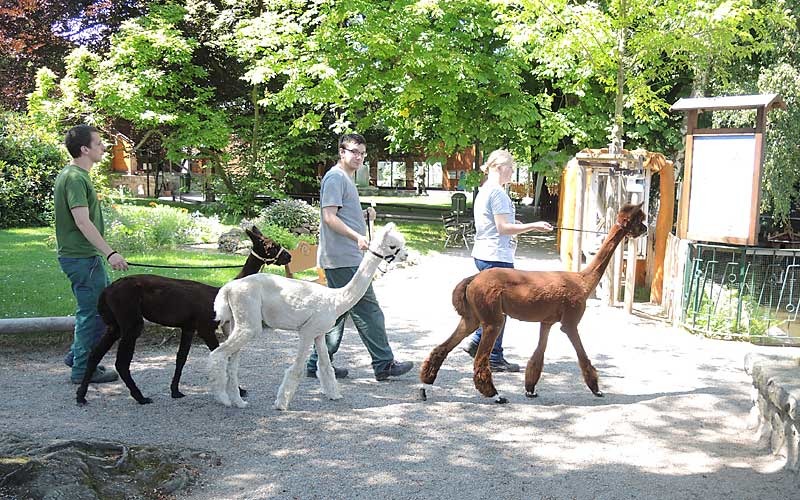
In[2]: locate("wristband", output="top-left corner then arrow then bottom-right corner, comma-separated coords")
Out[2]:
106,251 -> 118,261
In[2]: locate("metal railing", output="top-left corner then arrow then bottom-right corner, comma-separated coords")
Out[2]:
682,243 -> 800,345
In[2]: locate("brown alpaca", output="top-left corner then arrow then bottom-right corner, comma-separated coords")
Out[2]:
420,203 -> 647,402
76,226 -> 292,405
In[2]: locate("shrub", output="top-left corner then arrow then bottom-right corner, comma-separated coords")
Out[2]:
0,113 -> 67,228
253,198 -> 320,242
103,204 -> 225,253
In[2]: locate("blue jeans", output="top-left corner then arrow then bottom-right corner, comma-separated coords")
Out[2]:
468,258 -> 514,363
306,266 -> 395,374
58,256 -> 110,379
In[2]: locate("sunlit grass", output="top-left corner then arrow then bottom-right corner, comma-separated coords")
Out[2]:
0,227 -> 306,318
1,221 -> 445,318
382,221 -> 446,255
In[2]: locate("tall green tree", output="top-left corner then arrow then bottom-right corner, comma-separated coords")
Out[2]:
0,0 -> 145,110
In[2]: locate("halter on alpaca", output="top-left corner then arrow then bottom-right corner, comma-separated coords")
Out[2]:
419,203 -> 647,402
208,223 -> 407,410
76,226 -> 291,406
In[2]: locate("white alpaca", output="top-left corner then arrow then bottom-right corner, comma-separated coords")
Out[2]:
208,223 -> 407,410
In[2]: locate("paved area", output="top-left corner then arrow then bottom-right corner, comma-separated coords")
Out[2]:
1,235 -> 799,499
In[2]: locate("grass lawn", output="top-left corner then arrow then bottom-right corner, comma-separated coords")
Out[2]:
0,221 -> 444,318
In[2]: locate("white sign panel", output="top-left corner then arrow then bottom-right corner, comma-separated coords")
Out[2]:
687,134 -> 757,244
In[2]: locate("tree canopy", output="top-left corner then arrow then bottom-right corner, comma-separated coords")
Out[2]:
8,0 -> 800,225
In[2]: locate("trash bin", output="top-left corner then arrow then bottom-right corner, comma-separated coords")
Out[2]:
181,173 -> 192,193
451,192 -> 467,215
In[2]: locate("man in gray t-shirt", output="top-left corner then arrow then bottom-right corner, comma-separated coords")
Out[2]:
305,133 -> 413,381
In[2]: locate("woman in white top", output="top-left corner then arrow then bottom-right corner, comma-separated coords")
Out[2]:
463,149 -> 553,371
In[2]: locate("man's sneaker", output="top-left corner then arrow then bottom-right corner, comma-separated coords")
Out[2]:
71,367 -> 119,384
375,360 -> 414,381
306,366 -> 349,379
462,341 -> 479,358
489,359 -> 521,373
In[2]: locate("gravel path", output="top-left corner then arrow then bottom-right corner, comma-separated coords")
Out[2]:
1,235 -> 799,499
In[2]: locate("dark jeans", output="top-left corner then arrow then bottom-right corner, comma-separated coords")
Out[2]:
58,256 -> 110,379
306,266 -> 395,374
468,258 -> 514,363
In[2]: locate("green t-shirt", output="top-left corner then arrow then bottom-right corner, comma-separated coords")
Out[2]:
54,164 -> 105,257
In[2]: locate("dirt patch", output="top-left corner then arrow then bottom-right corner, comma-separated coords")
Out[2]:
0,432 -> 219,500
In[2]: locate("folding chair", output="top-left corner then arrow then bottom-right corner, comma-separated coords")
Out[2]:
442,213 -> 471,249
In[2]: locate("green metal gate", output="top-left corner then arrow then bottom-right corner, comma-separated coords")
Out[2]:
682,243 -> 800,345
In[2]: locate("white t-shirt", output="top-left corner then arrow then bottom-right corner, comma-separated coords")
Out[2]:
471,184 -> 516,263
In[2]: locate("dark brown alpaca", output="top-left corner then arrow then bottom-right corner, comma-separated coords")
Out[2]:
76,226 -> 292,405
420,203 -> 647,402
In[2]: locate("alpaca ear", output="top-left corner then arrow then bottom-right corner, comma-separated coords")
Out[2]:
250,225 -> 262,235
384,222 -> 396,232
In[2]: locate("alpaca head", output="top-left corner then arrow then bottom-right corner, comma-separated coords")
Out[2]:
616,203 -> 647,238
370,222 -> 407,263
246,225 -> 293,266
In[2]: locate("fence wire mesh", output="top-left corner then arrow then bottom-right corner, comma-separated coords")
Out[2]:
682,243 -> 800,345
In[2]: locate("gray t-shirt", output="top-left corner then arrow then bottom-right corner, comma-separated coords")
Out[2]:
318,166 -> 367,269
471,184 -> 516,263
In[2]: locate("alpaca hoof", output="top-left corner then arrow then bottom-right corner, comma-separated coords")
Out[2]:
494,394 -> 508,404
215,394 -> 232,407
77,397 -> 88,406
525,390 -> 538,398
171,391 -> 185,399
418,387 -> 427,401
328,392 -> 343,401
238,387 -> 248,398
137,397 -> 153,405
233,399 -> 249,409
593,390 -> 604,397
273,402 -> 288,411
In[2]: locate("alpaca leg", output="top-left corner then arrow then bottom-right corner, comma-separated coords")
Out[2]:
524,323 -> 553,398
420,316 -> 479,385
171,328 -> 194,399
314,334 -> 341,400
473,323 -> 506,403
76,327 -> 120,406
562,325 -> 602,397
224,325 -> 270,408
274,335 -> 315,411
208,344 -> 232,407
226,350 -> 248,408
115,331 -> 151,404
203,327 -> 247,398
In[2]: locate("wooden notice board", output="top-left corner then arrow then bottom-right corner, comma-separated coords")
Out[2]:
672,94 -> 785,246
685,134 -> 760,244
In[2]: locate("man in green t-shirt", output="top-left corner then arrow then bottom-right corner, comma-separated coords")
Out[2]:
55,125 -> 128,384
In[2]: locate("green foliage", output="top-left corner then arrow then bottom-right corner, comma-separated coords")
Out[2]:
245,198 -> 320,248
531,151 -> 572,186
254,223 -> 313,251
460,171 -> 484,192
103,203 -> 226,253
257,198 -> 319,234
16,0 -> 795,204
758,63 -> 800,226
0,112 -> 67,228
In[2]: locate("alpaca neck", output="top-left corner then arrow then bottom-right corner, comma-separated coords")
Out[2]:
332,252 -> 383,317
579,223 -> 628,291
233,254 -> 265,280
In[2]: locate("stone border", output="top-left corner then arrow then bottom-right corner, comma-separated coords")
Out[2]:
744,352 -> 800,473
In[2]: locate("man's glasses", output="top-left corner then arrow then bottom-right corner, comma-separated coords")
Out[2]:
342,147 -> 367,158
